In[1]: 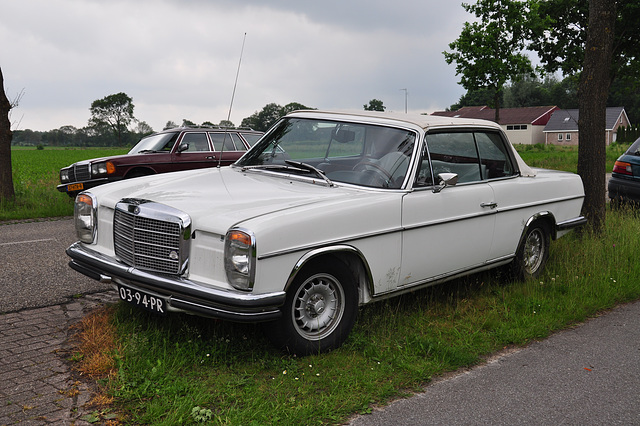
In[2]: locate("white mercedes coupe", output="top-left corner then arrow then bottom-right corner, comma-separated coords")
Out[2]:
67,110 -> 586,355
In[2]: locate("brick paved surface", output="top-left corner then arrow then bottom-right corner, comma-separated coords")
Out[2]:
0,292 -> 118,425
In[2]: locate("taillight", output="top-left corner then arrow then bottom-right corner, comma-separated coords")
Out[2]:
612,161 -> 632,175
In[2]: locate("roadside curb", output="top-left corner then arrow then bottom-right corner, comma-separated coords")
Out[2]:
0,291 -> 118,425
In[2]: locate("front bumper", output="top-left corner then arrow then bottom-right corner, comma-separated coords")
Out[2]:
66,242 -> 285,322
56,178 -> 112,194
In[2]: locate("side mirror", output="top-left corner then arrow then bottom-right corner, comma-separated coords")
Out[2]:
433,172 -> 458,193
177,142 -> 189,153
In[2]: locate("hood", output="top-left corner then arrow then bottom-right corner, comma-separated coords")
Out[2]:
91,166 -> 368,233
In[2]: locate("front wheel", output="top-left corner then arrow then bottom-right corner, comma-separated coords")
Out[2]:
511,222 -> 550,280
266,259 -> 358,355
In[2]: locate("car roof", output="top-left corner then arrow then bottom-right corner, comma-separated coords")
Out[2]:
286,109 -> 503,132
286,109 -> 535,177
157,127 -> 261,134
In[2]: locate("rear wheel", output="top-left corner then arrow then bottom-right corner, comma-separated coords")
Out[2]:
267,259 -> 358,355
511,222 -> 550,280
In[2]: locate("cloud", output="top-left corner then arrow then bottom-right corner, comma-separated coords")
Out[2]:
2,0 -> 469,132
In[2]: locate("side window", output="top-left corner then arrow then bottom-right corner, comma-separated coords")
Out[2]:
426,132 -> 482,183
240,133 -> 262,147
211,133 -> 242,151
475,132 -> 515,178
181,133 -> 210,152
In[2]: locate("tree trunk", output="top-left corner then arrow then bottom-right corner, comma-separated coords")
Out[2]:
0,67 -> 15,202
577,0 -> 616,233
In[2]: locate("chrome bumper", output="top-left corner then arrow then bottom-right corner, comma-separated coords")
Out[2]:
556,216 -> 587,232
66,242 -> 285,322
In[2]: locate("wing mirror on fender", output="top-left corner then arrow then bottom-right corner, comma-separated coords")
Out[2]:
433,173 -> 458,193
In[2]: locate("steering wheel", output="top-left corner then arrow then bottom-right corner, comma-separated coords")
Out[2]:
353,161 -> 393,180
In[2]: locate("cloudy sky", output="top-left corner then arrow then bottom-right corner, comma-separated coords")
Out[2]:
2,0 -> 473,132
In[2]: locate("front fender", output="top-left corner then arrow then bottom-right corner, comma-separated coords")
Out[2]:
285,245 -> 374,301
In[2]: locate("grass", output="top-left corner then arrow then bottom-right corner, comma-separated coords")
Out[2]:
515,142 -> 628,173
69,205 -> 640,425
1,147 -> 127,221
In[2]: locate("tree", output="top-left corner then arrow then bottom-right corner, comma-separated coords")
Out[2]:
240,102 -> 313,131
576,0 -> 616,232
444,0 -> 534,122
363,99 -> 386,111
89,92 -> 135,146
528,0 -> 639,232
0,67 -> 15,201
134,121 -> 154,136
164,120 -> 178,130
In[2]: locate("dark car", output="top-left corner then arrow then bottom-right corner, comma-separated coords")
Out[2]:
57,127 -> 263,196
608,136 -> 640,205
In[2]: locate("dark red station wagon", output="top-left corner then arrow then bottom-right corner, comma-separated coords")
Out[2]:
57,127 -> 263,197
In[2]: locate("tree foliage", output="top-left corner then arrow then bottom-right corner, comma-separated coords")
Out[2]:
0,67 -> 15,201
363,99 -> 386,111
444,0 -> 534,122
240,102 -> 313,131
89,92 -> 135,146
527,0 -> 639,232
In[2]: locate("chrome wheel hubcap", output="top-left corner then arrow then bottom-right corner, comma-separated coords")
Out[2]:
292,273 -> 344,340
524,229 -> 544,274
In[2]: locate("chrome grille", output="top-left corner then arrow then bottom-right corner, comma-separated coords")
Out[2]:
113,200 -> 191,275
70,164 -> 91,182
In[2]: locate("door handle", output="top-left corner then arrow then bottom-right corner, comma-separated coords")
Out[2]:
481,202 -> 498,209
206,156 -> 216,160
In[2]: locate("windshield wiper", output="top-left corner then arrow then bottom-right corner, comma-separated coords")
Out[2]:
240,162 -> 334,186
284,160 -> 334,187
137,149 -> 160,154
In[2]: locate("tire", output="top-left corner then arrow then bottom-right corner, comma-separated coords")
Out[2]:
511,222 -> 550,280
267,259 -> 358,355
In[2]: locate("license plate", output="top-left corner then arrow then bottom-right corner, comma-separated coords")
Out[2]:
118,285 -> 167,315
67,183 -> 84,192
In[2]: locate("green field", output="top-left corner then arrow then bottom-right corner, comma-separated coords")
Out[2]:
2,147 -> 127,221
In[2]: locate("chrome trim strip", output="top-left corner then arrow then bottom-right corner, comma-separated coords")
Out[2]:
67,242 -> 285,322
284,245 -> 375,295
371,256 -> 515,299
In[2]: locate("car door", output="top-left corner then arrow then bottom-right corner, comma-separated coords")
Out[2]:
398,130 -> 497,291
171,132 -> 218,171
474,131 -> 524,260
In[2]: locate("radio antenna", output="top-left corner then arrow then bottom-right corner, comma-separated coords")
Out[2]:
218,32 -> 247,168
227,32 -> 246,123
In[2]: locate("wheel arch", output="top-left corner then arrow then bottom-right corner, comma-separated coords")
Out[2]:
519,211 -> 556,249
285,245 -> 374,304
124,167 -> 156,179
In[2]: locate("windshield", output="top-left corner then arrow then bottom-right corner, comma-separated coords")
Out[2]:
128,132 -> 178,154
236,117 -> 416,189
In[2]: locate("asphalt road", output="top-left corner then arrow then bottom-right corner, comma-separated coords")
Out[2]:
350,300 -> 640,425
0,218 -> 110,313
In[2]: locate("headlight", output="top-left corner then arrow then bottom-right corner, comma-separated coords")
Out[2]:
91,161 -> 115,177
74,193 -> 97,243
224,229 -> 256,291
60,169 -> 70,183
